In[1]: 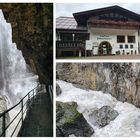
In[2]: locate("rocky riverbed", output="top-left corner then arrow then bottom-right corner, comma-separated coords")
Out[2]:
56,80 -> 140,137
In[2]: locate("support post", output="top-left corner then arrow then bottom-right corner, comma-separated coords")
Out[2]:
2,114 -> 6,137
72,33 -> 75,41
33,89 -> 35,102
28,93 -> 30,108
21,99 -> 23,124
79,50 -> 81,57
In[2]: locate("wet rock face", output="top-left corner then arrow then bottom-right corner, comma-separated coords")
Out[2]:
56,83 -> 62,96
0,96 -> 7,114
91,106 -> 119,127
110,63 -> 140,106
56,63 -> 97,90
56,101 -> 94,137
0,4 -> 53,85
56,63 -> 140,107
0,96 -> 10,135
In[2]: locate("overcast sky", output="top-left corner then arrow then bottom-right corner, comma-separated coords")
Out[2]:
56,3 -> 140,18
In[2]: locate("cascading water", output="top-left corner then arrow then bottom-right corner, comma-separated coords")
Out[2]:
0,9 -> 38,107
0,10 -> 38,136
57,80 -> 140,137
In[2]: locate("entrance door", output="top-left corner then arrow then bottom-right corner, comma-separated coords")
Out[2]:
98,41 -> 112,55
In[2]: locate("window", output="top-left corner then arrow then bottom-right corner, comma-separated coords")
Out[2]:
130,45 -> 133,49
75,33 -> 89,41
120,45 -> 123,49
125,45 -> 128,49
61,33 -> 73,41
128,36 -> 135,43
117,36 -> 125,43
110,13 -> 114,17
116,51 -> 120,55
115,13 -> 119,18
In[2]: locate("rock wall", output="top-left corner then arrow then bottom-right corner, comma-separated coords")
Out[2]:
0,96 -> 10,135
56,63 -> 97,89
0,3 -> 53,85
56,63 -> 140,107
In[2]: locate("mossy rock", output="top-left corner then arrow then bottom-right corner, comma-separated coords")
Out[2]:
56,101 -> 94,137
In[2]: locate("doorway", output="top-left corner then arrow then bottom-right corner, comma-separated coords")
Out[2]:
98,41 -> 112,55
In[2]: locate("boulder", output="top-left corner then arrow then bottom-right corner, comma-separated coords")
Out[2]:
91,106 -> 119,127
56,101 -> 94,137
56,83 -> 62,96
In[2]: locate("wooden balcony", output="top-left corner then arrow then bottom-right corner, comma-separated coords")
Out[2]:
56,40 -> 85,49
88,19 -> 140,29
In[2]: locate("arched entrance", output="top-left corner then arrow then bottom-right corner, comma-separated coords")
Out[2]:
98,41 -> 112,55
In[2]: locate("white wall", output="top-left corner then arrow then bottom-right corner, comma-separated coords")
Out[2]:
89,28 -> 139,55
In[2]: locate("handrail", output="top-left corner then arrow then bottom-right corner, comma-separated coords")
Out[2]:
0,84 -> 41,137
0,88 -> 33,118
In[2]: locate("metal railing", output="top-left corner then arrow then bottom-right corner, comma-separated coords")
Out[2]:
56,40 -> 85,49
0,84 -> 42,137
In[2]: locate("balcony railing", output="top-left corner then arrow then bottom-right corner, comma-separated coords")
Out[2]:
56,40 -> 85,49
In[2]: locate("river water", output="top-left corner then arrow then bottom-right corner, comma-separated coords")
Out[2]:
57,80 -> 140,137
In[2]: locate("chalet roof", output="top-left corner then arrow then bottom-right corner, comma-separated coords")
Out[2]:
56,5 -> 140,30
73,5 -> 140,25
56,16 -> 87,32
56,17 -> 77,29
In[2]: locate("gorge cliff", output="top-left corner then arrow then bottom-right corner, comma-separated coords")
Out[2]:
57,63 -> 140,107
0,3 -> 53,85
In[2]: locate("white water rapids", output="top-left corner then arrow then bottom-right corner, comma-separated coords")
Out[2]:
57,80 -> 140,137
0,10 -> 38,136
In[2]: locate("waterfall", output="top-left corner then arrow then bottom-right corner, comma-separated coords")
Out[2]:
57,80 -> 140,137
0,9 -> 38,136
0,9 -> 38,107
